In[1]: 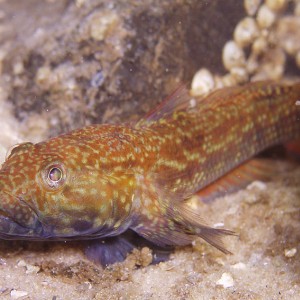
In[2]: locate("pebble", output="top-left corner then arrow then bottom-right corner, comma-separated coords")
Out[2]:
246,53 -> 259,74
234,17 -> 260,48
191,68 -> 215,96
35,66 -> 53,87
13,62 -> 24,75
231,262 -> 247,270
89,12 -> 118,41
17,260 -> 26,267
17,260 -> 40,274
216,272 -> 234,288
276,16 -> 300,56
252,36 -> 268,55
25,264 -> 40,274
265,0 -> 287,12
256,4 -> 276,29
247,181 -> 267,191
222,41 -> 246,71
284,248 -> 297,258
10,290 -> 28,300
244,0 -> 262,16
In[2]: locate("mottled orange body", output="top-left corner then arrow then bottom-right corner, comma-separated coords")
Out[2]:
0,81 -> 299,265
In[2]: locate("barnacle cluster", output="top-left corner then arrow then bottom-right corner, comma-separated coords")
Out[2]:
191,0 -> 300,96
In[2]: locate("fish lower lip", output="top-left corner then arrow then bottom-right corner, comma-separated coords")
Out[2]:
0,215 -> 32,238
0,214 -> 46,240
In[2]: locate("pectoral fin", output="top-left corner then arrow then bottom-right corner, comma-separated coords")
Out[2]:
84,230 -> 173,267
130,178 -> 235,254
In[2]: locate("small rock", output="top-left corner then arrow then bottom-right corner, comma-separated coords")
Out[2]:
231,262 -> 247,270
89,11 -> 118,41
234,17 -> 260,48
222,41 -> 246,71
191,68 -> 215,96
277,16 -> 300,56
247,181 -> 267,191
265,0 -> 287,12
13,62 -> 24,75
25,264 -> 40,274
284,248 -> 297,258
244,0 -> 262,16
216,272 -> 234,288
17,260 -> 26,268
252,36 -> 268,55
257,4 -> 276,29
10,290 -> 28,300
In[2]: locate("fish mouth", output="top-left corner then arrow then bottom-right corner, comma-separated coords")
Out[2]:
0,213 -> 45,240
0,191 -> 49,240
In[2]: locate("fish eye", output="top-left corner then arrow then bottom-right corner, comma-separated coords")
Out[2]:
42,163 -> 66,189
48,167 -> 63,182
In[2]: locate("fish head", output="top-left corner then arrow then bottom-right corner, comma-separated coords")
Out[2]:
0,138 -> 135,240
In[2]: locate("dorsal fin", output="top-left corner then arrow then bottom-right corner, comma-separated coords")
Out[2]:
135,85 -> 197,128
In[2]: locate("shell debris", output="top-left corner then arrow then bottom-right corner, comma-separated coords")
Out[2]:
216,272 -> 234,288
284,248 -> 297,258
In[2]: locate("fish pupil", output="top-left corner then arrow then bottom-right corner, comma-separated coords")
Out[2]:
48,167 -> 62,182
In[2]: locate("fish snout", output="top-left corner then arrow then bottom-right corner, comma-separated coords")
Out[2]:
0,190 -> 43,238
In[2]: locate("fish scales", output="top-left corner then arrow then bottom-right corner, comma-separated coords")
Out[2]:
141,82 -> 300,196
0,81 -> 299,265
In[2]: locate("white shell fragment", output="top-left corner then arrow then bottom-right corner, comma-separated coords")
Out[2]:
231,262 -> 247,270
256,4 -> 276,28
284,248 -> 297,258
10,290 -> 29,300
216,272 -> 234,288
247,180 -> 267,191
222,40 -> 246,71
191,68 -> 215,96
234,17 -> 260,48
